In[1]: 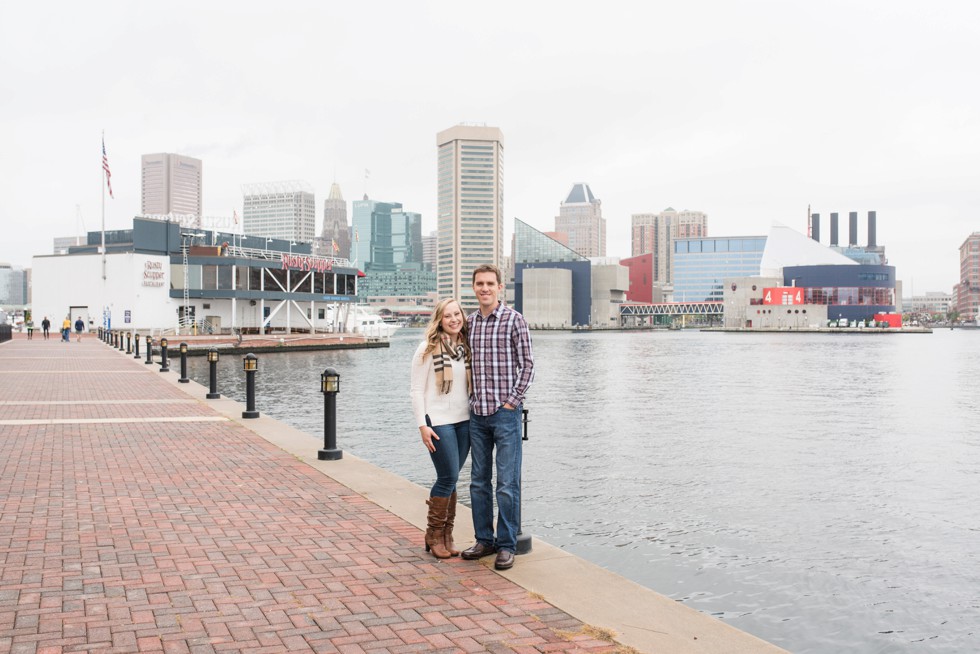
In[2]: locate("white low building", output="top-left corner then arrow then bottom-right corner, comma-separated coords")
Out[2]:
32,217 -> 367,336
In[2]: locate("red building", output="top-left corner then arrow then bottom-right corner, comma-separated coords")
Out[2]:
621,253 -> 654,303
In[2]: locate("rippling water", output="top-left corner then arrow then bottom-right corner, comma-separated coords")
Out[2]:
187,328 -> 980,653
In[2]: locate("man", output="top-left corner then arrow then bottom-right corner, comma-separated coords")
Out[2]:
461,264 -> 534,571
61,316 -> 71,343
74,316 -> 84,343
41,316 -> 50,340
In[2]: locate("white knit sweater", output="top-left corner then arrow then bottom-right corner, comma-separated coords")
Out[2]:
409,340 -> 471,428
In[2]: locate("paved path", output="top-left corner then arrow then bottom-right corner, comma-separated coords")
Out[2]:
0,336 -> 624,654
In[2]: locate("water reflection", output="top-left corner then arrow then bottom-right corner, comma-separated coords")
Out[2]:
187,328 -> 980,653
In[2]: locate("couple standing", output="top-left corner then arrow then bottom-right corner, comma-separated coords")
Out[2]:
409,264 -> 535,571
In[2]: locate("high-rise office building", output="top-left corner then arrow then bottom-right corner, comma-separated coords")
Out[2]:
422,230 -> 437,273
321,183 -> 351,259
436,124 -> 504,312
555,183 -> 605,257
631,208 -> 708,284
0,263 -> 28,306
352,197 -> 431,297
242,181 -> 316,243
141,153 -> 203,220
955,232 -> 980,321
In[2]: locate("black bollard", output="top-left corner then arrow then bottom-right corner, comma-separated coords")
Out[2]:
318,368 -> 343,460
98,327 -> 102,341
133,333 -> 141,359
205,348 -> 220,399
145,336 -> 154,364
119,332 -> 125,352
111,331 -> 117,348
159,338 -> 170,373
242,353 -> 259,419
126,332 -> 132,354
515,407 -> 532,555
178,342 -> 189,383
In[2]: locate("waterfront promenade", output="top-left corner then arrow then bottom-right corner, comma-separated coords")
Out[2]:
0,335 -> 785,654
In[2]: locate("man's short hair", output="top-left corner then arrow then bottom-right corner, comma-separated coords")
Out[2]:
472,264 -> 502,285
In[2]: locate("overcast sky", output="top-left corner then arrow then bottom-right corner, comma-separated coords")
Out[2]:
2,1 -> 978,293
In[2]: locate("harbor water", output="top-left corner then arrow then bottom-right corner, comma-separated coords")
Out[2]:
186,327 -> 980,653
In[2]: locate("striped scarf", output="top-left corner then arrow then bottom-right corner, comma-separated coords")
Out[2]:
433,336 -> 472,395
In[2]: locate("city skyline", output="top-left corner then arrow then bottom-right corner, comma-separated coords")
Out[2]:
2,2 -> 978,294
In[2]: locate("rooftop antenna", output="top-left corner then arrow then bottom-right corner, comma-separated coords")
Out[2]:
76,204 -> 87,238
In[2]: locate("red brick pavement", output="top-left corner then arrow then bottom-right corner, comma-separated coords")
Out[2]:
0,338 -> 625,654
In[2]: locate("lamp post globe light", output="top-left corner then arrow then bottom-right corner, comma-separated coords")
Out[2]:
242,353 -> 259,419
159,337 -> 170,372
178,342 -> 189,383
206,347 -> 220,399
318,367 -> 342,461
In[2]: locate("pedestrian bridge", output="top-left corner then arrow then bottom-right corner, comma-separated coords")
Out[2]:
620,301 -> 724,325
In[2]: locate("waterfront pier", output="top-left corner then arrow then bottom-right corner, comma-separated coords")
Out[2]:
0,334 -> 785,653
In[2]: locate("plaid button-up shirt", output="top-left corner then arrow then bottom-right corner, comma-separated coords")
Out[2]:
467,303 -> 535,416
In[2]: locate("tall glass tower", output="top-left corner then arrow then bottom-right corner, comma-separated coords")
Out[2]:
436,125 -> 504,312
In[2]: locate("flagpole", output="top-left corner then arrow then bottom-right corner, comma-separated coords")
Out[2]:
101,130 -> 107,281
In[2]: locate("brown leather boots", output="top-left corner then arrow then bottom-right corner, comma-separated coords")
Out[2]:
425,494 -> 460,559
445,491 -> 460,556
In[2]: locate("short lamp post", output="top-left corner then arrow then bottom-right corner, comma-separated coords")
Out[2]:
133,333 -> 140,359
318,367 -> 343,460
119,332 -> 125,352
145,336 -> 154,365
242,353 -> 259,419
112,331 -> 118,348
516,407 -> 532,555
178,342 -> 189,383
159,338 -> 170,373
126,332 -> 132,354
206,348 -> 220,399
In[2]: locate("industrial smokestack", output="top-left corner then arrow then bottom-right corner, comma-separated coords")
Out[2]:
868,211 -> 877,247
849,211 -> 858,247
811,213 -> 820,242
830,212 -> 839,246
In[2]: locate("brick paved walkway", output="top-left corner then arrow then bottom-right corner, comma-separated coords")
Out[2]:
0,336 -> 626,654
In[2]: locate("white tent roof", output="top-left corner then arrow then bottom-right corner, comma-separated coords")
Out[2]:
759,223 -> 856,278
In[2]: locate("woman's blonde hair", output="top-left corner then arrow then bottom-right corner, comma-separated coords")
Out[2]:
423,298 -> 470,358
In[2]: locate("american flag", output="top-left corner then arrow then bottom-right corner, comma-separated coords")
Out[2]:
331,239 -> 339,253
102,137 -> 114,199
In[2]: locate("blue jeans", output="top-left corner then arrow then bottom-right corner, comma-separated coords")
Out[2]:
469,405 -> 523,553
428,419 -> 470,497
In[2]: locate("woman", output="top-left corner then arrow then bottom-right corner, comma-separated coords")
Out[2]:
410,298 -> 472,559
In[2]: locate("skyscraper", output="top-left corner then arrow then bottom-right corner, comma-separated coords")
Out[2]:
631,208 -> 708,285
954,232 -> 980,321
422,230 -> 437,273
321,183 -> 351,259
141,153 -> 203,220
555,183 -> 605,257
436,124 -> 504,312
352,197 -> 431,297
242,181 -> 316,243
